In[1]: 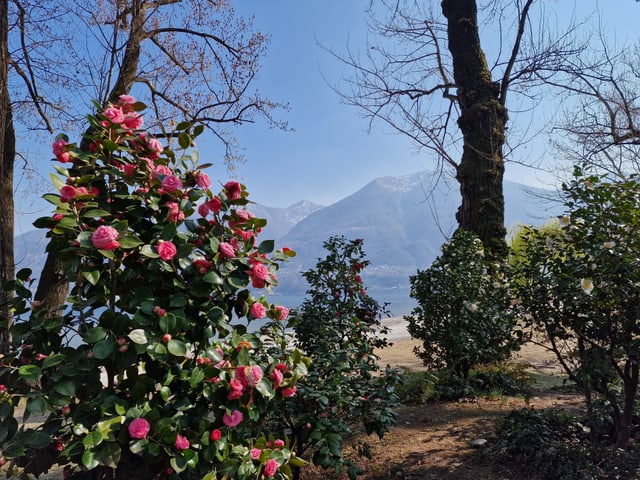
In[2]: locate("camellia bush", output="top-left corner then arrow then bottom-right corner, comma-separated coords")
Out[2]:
0,97 -> 309,479
511,165 -> 640,448
406,229 -> 521,379
272,236 -> 400,480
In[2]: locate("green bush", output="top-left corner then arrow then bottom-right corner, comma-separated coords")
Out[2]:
270,236 -> 400,480
407,230 -> 521,379
394,370 -> 438,404
487,407 -> 640,480
395,362 -> 532,404
511,165 -> 640,447
0,99 -> 308,480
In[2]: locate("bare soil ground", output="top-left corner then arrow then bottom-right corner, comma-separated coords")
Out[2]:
302,319 -> 584,480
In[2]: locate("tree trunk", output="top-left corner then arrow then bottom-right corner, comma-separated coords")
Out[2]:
0,0 -> 16,354
441,0 -> 508,260
617,358 -> 639,447
35,0 -> 147,311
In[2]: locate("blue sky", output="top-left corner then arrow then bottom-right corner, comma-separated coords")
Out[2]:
207,0 -> 640,209
14,1 -> 640,232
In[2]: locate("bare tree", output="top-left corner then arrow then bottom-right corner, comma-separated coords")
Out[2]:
3,0 -> 286,346
548,34 -> 640,180
335,0 -> 585,259
0,0 -> 16,353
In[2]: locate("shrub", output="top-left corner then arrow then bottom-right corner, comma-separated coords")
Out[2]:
406,229 -> 521,379
273,236 -> 400,480
511,165 -> 640,447
0,98 -> 308,479
487,408 -> 640,480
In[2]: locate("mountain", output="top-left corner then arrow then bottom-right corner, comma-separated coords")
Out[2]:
14,171 -> 561,314
274,171 -> 561,295
249,200 -> 323,240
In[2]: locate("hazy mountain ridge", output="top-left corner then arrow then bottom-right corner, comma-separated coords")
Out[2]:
14,171 -> 562,305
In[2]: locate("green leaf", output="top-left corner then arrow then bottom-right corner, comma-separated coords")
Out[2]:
140,244 -> 160,258
203,270 -> 222,285
160,386 -> 171,402
18,365 -> 42,381
175,121 -> 192,131
52,379 -> 76,397
96,416 -> 124,441
184,449 -> 199,468
42,353 -> 66,369
193,124 -> 205,137
167,339 -> 187,357
129,439 -> 149,455
119,235 -> 143,249
170,454 -> 188,473
49,172 -> 66,191
83,430 -> 103,449
258,240 -> 275,254
97,248 -> 116,260
82,326 -> 107,344
128,329 -> 148,345
82,209 -> 111,218
95,442 -> 122,468
21,430 -> 51,448
42,193 -> 65,207
256,377 -> 275,399
189,368 -> 205,388
93,339 -> 115,359
178,131 -> 191,149
82,450 -> 99,470
82,270 -> 101,286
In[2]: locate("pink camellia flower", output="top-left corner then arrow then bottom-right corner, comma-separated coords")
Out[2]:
91,225 -> 120,250
270,369 -> 283,387
146,137 -> 164,159
236,365 -> 263,388
165,202 -> 185,223
275,305 -> 290,321
250,263 -> 269,289
119,94 -> 135,109
235,210 -> 252,223
193,258 -> 212,273
123,113 -> 143,130
161,174 -> 182,193
59,185 -> 78,203
263,459 -> 278,478
222,410 -> 243,428
281,386 -> 297,398
207,196 -> 222,213
219,242 -> 235,259
128,417 -> 150,439
197,202 -> 210,217
250,448 -> 261,460
210,429 -> 222,442
52,138 -> 72,163
103,106 -> 125,124
175,434 -> 190,451
153,165 -> 172,178
227,378 -> 244,400
194,171 -> 211,189
156,241 -> 177,261
274,439 -> 285,449
224,180 -> 242,201
250,302 -> 266,320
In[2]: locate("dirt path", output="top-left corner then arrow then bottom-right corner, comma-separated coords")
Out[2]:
301,332 -> 584,480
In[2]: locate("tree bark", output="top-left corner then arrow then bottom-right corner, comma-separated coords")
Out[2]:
442,0 -> 508,259
0,0 -> 16,354
34,0 -> 147,310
